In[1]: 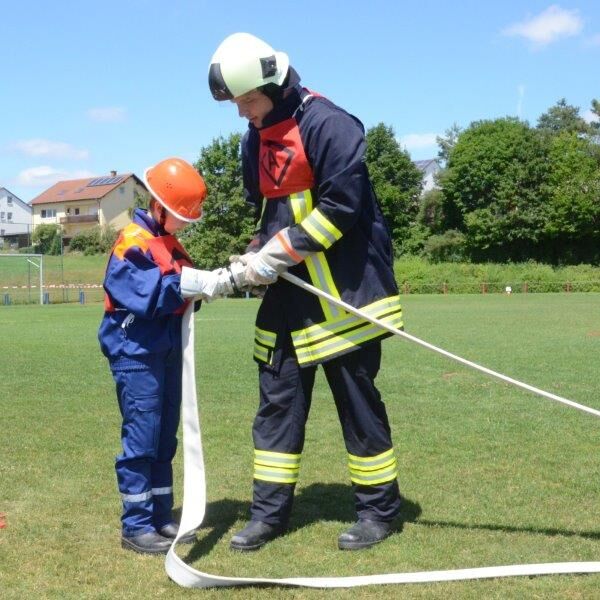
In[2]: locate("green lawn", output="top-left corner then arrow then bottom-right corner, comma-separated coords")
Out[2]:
0,294 -> 598,599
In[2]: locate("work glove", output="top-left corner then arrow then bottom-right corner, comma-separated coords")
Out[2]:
237,228 -> 310,288
228,253 -> 267,297
180,263 -> 246,302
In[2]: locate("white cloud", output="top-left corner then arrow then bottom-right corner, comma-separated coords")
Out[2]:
16,166 -> 95,187
13,138 -> 89,160
86,107 -> 127,122
583,109 -> 599,124
502,5 -> 583,46
399,133 -> 439,151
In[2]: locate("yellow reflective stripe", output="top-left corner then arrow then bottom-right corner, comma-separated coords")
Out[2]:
253,345 -> 270,363
254,327 -> 276,365
289,189 -> 313,224
294,296 -> 403,345
349,462 -> 398,486
348,448 -> 395,467
348,450 -> 398,485
255,327 -> 276,348
305,254 -> 342,320
254,450 -> 301,484
254,449 -> 301,465
254,471 -> 299,484
301,208 -> 342,249
293,312 -> 404,365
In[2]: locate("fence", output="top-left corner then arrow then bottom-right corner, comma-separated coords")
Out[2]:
3,280 -> 600,307
1,284 -> 105,305
399,280 -> 600,294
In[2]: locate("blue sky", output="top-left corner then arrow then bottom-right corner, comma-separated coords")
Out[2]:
1,1 -> 599,203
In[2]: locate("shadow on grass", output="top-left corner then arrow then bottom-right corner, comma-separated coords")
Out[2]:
416,517 -> 600,541
178,484 -> 422,562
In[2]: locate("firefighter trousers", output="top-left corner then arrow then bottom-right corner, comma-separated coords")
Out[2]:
251,337 -> 401,526
110,351 -> 182,536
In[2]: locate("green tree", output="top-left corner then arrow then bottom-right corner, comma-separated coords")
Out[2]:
442,117 -> 549,262
180,133 -> 255,269
128,189 -> 150,218
32,223 -> 61,255
365,123 -> 423,254
543,132 -> 600,263
537,98 -> 590,135
436,123 -> 462,164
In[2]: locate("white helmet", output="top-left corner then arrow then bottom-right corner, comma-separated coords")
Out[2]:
208,32 -> 289,101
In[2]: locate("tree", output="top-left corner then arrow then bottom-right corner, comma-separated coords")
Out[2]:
365,123 -> 423,254
543,131 -> 600,263
442,117 -> 550,262
180,133 -> 255,269
436,123 -> 462,164
128,189 -> 150,218
537,98 -> 590,135
32,223 -> 61,255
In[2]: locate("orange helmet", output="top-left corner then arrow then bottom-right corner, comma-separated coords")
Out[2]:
143,157 -> 206,222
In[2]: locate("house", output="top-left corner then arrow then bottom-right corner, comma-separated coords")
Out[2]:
0,187 -> 32,248
30,171 -> 148,244
413,159 -> 441,194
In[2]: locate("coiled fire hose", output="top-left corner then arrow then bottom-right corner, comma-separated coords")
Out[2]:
166,282 -> 600,589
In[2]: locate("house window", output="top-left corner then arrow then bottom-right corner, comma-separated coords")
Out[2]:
74,208 -> 80,215
0,212 -> 4,221
119,186 -> 125,194
41,209 -> 57,218
7,212 -> 12,222
7,197 -> 13,206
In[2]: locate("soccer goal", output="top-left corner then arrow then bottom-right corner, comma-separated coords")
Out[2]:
0,253 -> 44,305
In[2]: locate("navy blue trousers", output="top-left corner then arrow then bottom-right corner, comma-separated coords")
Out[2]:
251,338 -> 401,526
110,351 -> 181,536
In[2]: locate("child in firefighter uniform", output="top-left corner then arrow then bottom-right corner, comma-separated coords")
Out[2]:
208,33 -> 404,551
98,157 -> 244,554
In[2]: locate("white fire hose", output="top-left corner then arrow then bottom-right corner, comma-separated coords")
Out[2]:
166,284 -> 600,589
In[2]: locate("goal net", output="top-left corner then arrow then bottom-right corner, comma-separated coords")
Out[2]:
0,253 -> 44,305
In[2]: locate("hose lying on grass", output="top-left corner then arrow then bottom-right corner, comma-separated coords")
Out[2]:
165,296 -> 600,589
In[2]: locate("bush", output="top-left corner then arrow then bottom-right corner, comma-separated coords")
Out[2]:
423,229 -> 466,262
69,226 -> 117,255
32,224 -> 61,255
393,257 -> 600,294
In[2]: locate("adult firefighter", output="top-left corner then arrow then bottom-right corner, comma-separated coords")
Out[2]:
99,157 -> 244,554
208,33 -> 404,551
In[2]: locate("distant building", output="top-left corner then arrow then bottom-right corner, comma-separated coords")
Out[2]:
413,159 -> 441,194
30,171 -> 147,244
0,187 -> 32,249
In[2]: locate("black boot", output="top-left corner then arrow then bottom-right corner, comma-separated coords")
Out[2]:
230,521 -> 286,551
158,522 -> 197,544
338,519 -> 393,550
121,531 -> 173,555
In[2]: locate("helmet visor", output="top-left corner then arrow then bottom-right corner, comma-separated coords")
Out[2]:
208,63 -> 233,101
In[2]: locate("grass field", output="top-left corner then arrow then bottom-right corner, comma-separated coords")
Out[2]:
1,294 -> 599,599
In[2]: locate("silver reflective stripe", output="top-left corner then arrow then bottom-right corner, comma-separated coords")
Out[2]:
152,486 -> 173,496
121,490 -> 152,502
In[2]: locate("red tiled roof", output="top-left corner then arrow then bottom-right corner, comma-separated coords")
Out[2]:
30,173 -> 145,205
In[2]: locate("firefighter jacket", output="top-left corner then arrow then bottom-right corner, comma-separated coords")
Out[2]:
243,77 -> 403,367
98,208 -> 193,359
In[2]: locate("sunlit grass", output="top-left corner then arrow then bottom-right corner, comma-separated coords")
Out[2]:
1,294 -> 598,598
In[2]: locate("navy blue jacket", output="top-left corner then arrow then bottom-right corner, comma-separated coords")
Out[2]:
242,80 -> 403,367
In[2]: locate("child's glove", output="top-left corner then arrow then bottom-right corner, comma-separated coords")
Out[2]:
180,263 -> 246,302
